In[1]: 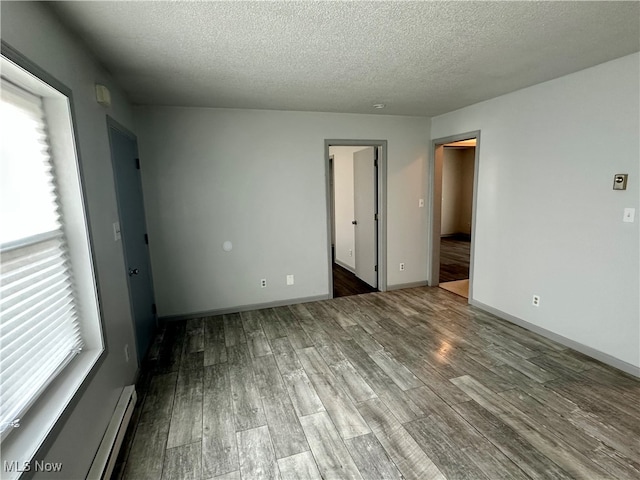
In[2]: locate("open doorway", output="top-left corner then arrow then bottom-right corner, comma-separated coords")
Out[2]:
430,133 -> 480,300
325,140 -> 387,298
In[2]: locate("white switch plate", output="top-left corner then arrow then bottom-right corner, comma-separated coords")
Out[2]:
419,199 -> 425,208
286,274 -> 294,285
113,222 -> 121,241
623,208 -> 635,223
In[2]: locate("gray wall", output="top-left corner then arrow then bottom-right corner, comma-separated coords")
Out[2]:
134,107 -> 430,316
1,2 -> 139,477
432,53 -> 640,370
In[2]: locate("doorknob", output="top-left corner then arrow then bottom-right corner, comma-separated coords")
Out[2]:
352,220 -> 358,225
128,268 -> 139,276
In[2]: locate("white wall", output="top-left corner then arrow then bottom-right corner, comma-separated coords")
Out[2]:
330,146 -> 367,271
432,53 -> 640,370
1,2 -> 139,477
134,108 -> 430,316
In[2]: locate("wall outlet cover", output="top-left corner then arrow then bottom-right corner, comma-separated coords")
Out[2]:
613,174 -> 628,190
623,207 -> 635,223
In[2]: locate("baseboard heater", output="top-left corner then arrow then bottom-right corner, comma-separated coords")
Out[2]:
87,385 -> 137,480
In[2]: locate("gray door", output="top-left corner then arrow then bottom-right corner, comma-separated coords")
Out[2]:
353,147 -> 377,288
107,118 -> 156,364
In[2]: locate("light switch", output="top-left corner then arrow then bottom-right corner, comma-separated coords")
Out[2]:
113,222 -> 121,241
419,199 -> 425,208
623,208 -> 635,223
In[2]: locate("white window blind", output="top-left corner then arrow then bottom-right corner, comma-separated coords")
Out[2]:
0,80 -> 83,440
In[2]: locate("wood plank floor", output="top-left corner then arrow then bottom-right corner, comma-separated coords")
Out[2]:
439,279 -> 469,299
113,287 -> 640,480
333,262 -> 378,298
439,235 -> 470,283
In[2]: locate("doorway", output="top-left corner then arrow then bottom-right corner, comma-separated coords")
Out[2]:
325,140 -> 387,298
430,133 -> 480,300
107,117 -> 157,364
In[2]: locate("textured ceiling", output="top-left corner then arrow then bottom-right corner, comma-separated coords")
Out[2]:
51,1 -> 640,116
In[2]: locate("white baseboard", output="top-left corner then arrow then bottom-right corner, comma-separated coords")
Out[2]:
334,259 -> 356,273
470,299 -> 640,378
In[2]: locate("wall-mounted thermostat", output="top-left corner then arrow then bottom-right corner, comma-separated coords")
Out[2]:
95,84 -> 111,108
613,174 -> 628,190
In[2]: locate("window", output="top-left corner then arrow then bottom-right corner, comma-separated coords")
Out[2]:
0,80 -> 85,440
0,48 -> 104,473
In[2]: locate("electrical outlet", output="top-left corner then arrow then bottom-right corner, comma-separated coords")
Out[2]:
349,249 -> 353,257
532,295 -> 540,307
399,263 -> 405,271
623,208 -> 635,223
286,274 -> 294,285
260,278 -> 267,288
124,344 -> 130,362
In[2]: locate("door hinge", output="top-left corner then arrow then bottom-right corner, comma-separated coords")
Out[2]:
374,147 -> 379,165
152,303 -> 157,315
374,265 -> 378,272
374,213 -> 378,221
144,233 -> 149,244
135,158 -> 140,170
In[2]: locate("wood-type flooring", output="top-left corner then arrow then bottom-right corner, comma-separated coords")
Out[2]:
333,262 -> 378,298
113,287 -> 640,480
439,235 -> 471,283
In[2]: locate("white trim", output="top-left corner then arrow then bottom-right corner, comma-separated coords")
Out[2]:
0,350 -> 102,479
334,259 -> 356,274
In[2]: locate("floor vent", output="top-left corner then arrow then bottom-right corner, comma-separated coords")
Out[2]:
87,385 -> 137,480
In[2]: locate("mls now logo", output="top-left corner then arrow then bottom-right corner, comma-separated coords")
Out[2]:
4,460 -> 63,473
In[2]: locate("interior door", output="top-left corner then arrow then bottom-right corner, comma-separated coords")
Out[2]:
108,118 -> 156,364
353,147 -> 377,288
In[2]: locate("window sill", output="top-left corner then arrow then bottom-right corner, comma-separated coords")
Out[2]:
0,348 -> 104,480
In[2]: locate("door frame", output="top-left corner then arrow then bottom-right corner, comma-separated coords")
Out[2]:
324,139 -> 388,297
329,154 -> 336,262
429,131 -> 481,302
107,115 -> 157,363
